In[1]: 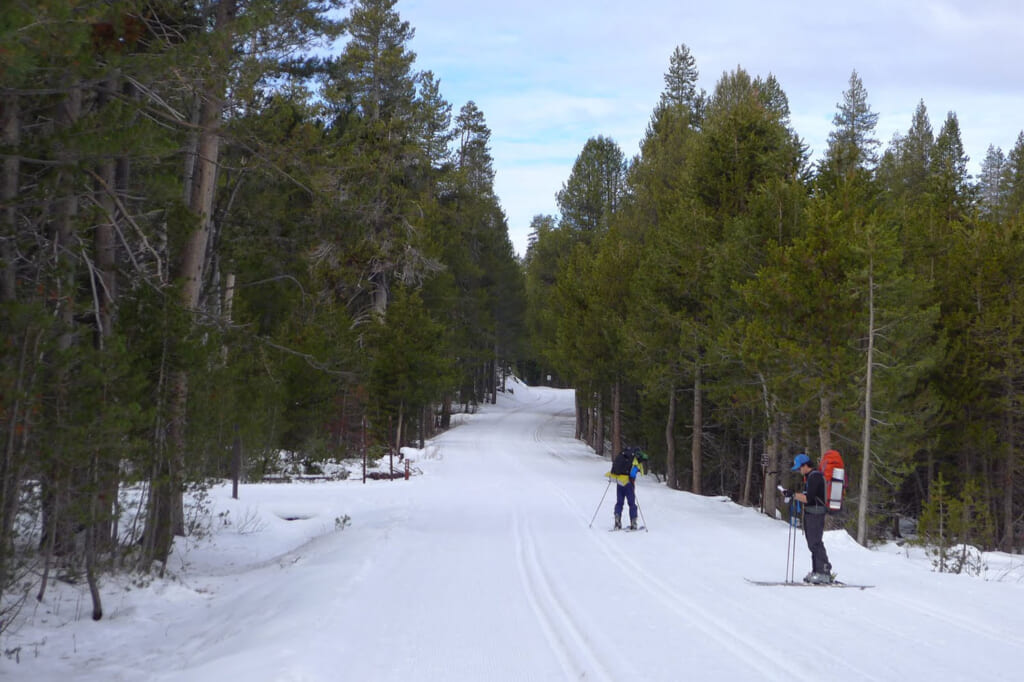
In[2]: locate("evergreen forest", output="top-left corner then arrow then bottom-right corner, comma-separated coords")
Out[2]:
3,0 -> 1024,623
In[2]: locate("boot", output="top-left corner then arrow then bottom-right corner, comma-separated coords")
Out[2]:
629,517 -> 638,530
614,514 -> 622,530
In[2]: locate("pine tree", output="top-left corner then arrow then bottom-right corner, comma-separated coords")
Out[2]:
326,0 -> 428,317
821,70 -> 880,184
931,112 -> 973,224
955,217 -> 1024,550
977,145 -> 1007,222
696,67 -> 806,500
626,47 -> 707,490
524,214 -> 571,384
556,136 -> 628,243
550,136 -> 628,453
903,100 -> 935,197
454,101 -> 495,197
415,70 -> 454,177
657,44 -> 705,126
1004,132 -> 1024,218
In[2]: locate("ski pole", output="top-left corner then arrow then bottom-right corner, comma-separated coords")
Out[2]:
588,479 -> 612,528
791,500 -> 803,582
785,499 -> 792,581
786,498 -> 796,583
634,489 -> 649,532
792,503 -> 798,582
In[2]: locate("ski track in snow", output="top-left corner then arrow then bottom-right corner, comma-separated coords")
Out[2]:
505,395 -> 623,680
535,474 -> 824,682
869,588 -> 1024,648
507,396 -> 812,681
514,394 -> 893,682
514,512 -> 618,682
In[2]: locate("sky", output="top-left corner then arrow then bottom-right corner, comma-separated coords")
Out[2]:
394,0 -> 1024,257
7,379 -> 1024,681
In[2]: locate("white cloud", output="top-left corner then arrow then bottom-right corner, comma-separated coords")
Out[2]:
395,0 -> 1024,256
493,163 -> 571,256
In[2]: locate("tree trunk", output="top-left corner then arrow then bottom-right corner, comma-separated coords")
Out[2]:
85,452 -> 103,620
819,391 -> 842,530
574,391 -> 583,440
393,401 -> 403,478
742,436 -> 754,506
94,162 -> 117,327
419,405 -> 427,448
1,333 -> 39,597
691,361 -> 703,494
231,425 -> 241,500
857,261 -> 875,546
150,0 -> 236,564
818,392 -> 832,455
665,383 -> 677,489
0,95 -> 22,598
39,83 -> 83,564
178,95 -> 224,309
1001,388 -> 1015,551
611,378 -> 621,456
492,340 -> 499,404
0,96 -> 17,302
760,371 -> 781,518
765,412 -> 781,518
93,75 -> 124,551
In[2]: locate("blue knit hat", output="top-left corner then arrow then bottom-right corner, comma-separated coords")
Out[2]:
791,453 -> 811,471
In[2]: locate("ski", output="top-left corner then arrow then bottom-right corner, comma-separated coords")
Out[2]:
609,526 -> 647,532
744,578 -> 874,590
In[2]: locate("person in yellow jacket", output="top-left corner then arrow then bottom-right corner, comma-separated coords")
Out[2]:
605,447 -> 648,529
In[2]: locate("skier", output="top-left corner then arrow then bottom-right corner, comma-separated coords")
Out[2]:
606,447 -> 648,530
788,453 -> 833,583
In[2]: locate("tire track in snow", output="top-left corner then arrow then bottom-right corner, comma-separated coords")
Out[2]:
513,512 -> 618,682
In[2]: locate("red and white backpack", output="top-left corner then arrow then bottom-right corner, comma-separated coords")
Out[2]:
819,449 -> 846,512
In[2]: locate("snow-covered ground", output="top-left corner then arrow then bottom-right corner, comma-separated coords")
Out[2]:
4,379 -> 1024,681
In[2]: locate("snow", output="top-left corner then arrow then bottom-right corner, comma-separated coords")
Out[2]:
5,379 -> 1024,681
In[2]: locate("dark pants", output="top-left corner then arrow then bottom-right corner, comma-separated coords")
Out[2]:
804,510 -> 831,573
614,481 -> 637,520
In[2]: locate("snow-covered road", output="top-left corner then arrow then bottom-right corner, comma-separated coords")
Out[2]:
8,381 -> 1024,681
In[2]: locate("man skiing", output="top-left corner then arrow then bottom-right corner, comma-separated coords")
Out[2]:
606,447 -> 647,530
789,453 -> 833,583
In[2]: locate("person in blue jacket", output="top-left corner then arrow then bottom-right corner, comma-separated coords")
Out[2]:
789,453 -> 833,583
606,447 -> 648,529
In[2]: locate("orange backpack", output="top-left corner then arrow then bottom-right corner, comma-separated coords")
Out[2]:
819,449 -> 846,512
